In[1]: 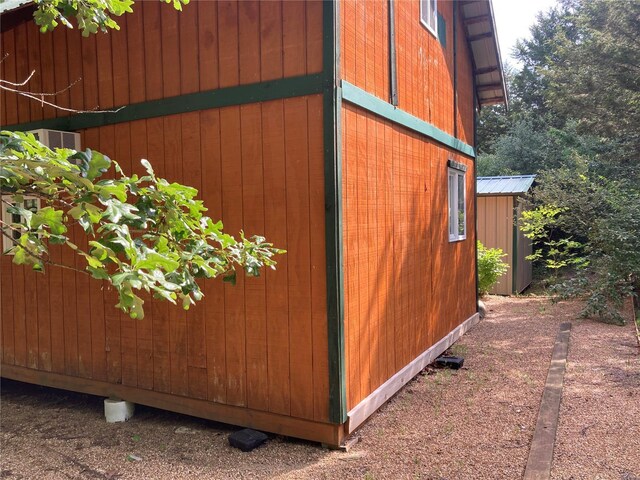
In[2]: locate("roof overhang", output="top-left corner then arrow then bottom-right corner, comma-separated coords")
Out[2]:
0,0 -> 32,14
477,175 -> 536,196
460,0 -> 508,108
0,0 -> 36,33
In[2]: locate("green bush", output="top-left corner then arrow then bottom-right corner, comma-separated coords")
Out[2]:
477,241 -> 509,296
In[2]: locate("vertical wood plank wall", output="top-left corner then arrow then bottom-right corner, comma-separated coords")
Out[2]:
477,196 -> 514,295
340,0 -> 477,410
477,196 -> 533,295
0,1 -> 323,121
341,105 -> 477,410
340,0 -> 474,142
0,1 -> 330,424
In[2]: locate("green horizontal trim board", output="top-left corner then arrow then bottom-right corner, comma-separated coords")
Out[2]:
341,81 -> 476,158
2,73 -> 325,132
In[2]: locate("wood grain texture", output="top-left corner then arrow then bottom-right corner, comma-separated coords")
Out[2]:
1,1 -> 323,126
340,0 -> 475,144
0,256 -> 15,366
199,109 -> 227,404
141,2 -> 161,102
477,195 -> 513,295
111,16 -> 131,108
24,25 -> 42,121
2,1 -> 329,431
240,103 -> 268,412
261,100 -> 291,416
307,94 -> 330,422
284,97 -> 314,419
220,106 -> 247,407
341,103 -> 476,410
282,1 -> 307,78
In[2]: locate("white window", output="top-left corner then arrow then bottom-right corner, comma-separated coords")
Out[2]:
1,196 -> 41,254
30,129 -> 83,166
29,129 -> 81,151
448,167 -> 466,242
420,0 -> 437,36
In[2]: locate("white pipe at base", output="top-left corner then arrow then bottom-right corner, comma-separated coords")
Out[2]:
104,398 -> 135,423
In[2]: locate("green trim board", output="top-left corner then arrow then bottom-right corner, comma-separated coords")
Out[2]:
322,0 -> 347,425
2,74 -> 325,132
341,81 -> 476,158
388,0 -> 398,106
437,12 -> 446,48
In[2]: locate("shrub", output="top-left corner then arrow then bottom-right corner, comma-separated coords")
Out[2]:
477,241 -> 509,296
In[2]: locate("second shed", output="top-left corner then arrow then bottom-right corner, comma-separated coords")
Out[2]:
477,175 -> 535,295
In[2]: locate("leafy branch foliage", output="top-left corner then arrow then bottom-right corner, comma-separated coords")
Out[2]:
32,0 -> 189,36
0,131 -> 284,319
477,242 -> 509,296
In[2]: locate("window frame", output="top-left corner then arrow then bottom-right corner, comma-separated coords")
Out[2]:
1,195 -> 41,254
420,0 -> 438,37
447,167 -> 467,242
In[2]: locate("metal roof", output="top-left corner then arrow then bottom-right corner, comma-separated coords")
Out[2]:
477,175 -> 536,195
460,1 -> 508,107
0,0 -> 31,14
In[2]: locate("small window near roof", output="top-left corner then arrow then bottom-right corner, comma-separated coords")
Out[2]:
1,196 -> 41,254
448,167 -> 466,242
420,0 -> 437,36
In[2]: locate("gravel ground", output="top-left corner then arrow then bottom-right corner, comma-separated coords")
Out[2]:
551,303 -> 640,480
1,296 -> 638,480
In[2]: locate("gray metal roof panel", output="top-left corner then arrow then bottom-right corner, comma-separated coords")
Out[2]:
0,0 -> 32,14
477,175 -> 536,195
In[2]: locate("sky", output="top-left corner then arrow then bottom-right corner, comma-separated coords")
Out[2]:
491,0 -> 559,66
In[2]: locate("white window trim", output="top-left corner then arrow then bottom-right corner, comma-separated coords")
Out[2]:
420,0 -> 438,37
448,167 -> 466,242
1,195 -> 41,254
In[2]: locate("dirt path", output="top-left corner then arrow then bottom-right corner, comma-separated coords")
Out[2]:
1,296 -> 638,480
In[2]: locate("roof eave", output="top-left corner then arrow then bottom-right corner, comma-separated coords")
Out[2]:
0,0 -> 33,14
460,0 -> 509,109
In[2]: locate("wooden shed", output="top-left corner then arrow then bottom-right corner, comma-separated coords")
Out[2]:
477,175 -> 535,295
0,0 -> 507,446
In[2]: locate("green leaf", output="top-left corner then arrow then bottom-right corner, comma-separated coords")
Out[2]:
32,207 -> 67,235
84,150 -> 111,181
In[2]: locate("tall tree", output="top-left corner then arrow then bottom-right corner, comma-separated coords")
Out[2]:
477,0 -> 640,322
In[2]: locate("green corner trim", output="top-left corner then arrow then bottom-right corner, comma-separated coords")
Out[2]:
323,0 -> 347,425
2,74 -> 325,132
341,81 -> 476,158
437,12 -> 446,48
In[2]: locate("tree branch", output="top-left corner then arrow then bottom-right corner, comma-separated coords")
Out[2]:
0,66 -> 124,115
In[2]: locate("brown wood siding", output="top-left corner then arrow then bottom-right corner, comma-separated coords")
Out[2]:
342,103 -> 477,410
477,195 -> 514,295
0,1 -> 324,126
1,97 -> 329,422
340,0 -> 475,144
0,1 -> 328,425
455,8 -> 475,145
